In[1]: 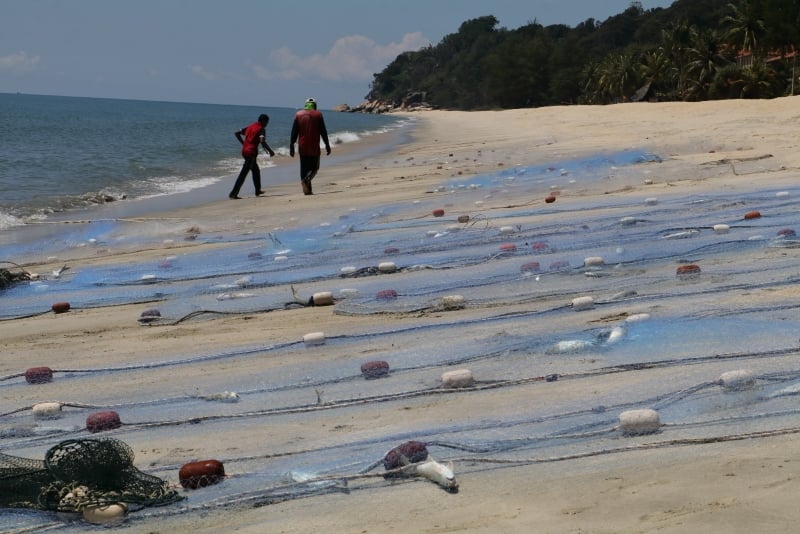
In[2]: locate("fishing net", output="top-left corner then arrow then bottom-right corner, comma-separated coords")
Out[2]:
0,437 -> 182,512
0,266 -> 30,290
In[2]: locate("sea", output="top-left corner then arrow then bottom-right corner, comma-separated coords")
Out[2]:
0,93 -> 408,231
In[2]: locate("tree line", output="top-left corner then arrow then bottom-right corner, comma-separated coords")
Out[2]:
365,0 -> 800,109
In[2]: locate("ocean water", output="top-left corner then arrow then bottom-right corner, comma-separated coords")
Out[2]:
0,93 -> 405,229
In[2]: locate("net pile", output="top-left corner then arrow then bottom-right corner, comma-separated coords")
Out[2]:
0,438 -> 182,512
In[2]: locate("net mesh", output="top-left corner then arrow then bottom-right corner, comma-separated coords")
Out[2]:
0,438 -> 182,512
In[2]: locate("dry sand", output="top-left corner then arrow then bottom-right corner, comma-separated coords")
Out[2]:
3,97 -> 800,533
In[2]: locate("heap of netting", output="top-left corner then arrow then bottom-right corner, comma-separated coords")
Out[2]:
0,437 -> 182,511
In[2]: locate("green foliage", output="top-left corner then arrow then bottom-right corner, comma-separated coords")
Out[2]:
366,0 -> 798,109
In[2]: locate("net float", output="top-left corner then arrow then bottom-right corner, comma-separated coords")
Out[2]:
645,197 -> 658,205
531,241 -> 550,251
713,224 -> 730,234
360,360 -> 390,379
33,402 -> 63,419
432,208 -> 445,217
520,261 -> 540,273
383,441 -> 429,472
441,295 -> 465,310
499,226 -> 514,235
441,369 -> 474,388
376,289 -> 398,300
86,411 -> 122,433
777,228 -> 796,237
310,291 -> 334,306
179,459 -> 226,489
743,210 -> 761,220
584,256 -> 604,267
499,243 -> 517,253
383,247 -> 400,254
138,308 -> 161,323
676,264 -> 701,276
457,215 -> 470,223
302,332 -> 326,346
82,503 -> 128,524
51,302 -> 70,314
545,195 -> 556,203
378,261 -> 397,273
572,296 -> 594,311
247,251 -> 263,259
619,409 -> 660,436
25,366 -> 53,384
549,260 -> 570,270
719,369 -> 756,391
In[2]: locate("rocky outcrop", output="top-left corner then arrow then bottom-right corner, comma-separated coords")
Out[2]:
334,92 -> 433,114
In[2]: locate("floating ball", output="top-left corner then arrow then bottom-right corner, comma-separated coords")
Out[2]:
86,411 -> 121,433
441,369 -> 475,388
619,409 -> 660,436
719,369 -> 756,391
179,459 -> 226,489
51,302 -> 71,314
743,211 -> 761,220
376,289 -> 398,301
25,366 -> 53,384
361,360 -> 390,379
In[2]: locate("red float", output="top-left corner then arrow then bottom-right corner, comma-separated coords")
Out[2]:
545,195 -> 556,203
531,242 -> 550,251
383,247 -> 400,254
549,260 -> 570,270
457,215 -> 470,223
25,366 -> 53,384
86,411 -> 122,433
360,360 -> 390,379
676,264 -> 701,276
179,459 -> 226,489
743,211 -> 761,220
520,261 -> 540,273
777,228 -> 796,237
376,289 -> 398,300
499,243 -> 517,253
383,441 -> 429,475
51,302 -> 71,314
432,208 -> 445,217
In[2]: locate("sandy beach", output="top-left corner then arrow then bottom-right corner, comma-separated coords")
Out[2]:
3,97 -> 800,533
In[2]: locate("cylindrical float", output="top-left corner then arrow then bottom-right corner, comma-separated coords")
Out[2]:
743,210 -> 761,220
311,291 -> 334,306
25,366 -> 54,384
531,242 -> 550,251
549,260 -> 570,270
625,313 -> 651,323
138,308 -> 161,323
33,402 -> 63,419
545,195 -> 556,203
360,360 -> 390,379
620,216 -> 636,226
302,332 -> 326,346
179,459 -> 226,489
378,261 -> 397,273
376,289 -> 398,301
339,266 -> 357,275
86,411 -> 122,433
383,247 -> 400,254
51,302 -> 70,314
383,441 -> 428,472
619,409 -> 660,436
82,503 -> 128,524
712,224 -> 730,234
583,256 -> 604,267
676,264 -> 701,277
441,369 -> 475,388
499,243 -> 517,253
520,261 -> 540,273
432,208 -> 445,217
572,296 -> 594,311
777,228 -> 796,237
457,215 -> 470,223
499,225 -> 515,235
719,369 -> 756,391
441,295 -> 465,310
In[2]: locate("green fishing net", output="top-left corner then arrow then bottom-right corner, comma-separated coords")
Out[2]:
0,438 -> 183,512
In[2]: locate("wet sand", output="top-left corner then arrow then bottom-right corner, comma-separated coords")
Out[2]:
3,97 -> 800,533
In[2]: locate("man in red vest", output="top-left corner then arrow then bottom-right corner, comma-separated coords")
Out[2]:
230,113 -> 275,199
289,98 -> 331,195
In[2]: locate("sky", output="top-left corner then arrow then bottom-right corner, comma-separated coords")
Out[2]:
1,0 -> 674,108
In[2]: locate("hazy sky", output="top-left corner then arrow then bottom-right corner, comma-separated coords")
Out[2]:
1,0 -> 673,108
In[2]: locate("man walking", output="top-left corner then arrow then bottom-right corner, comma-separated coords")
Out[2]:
230,113 -> 275,199
289,98 -> 331,195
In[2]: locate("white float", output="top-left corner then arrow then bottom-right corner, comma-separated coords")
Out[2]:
572,296 -> 595,311
311,291 -> 334,306
713,224 -> 730,234
442,369 -> 475,388
303,332 -> 326,346
619,409 -> 660,436
33,402 -> 63,419
719,369 -> 755,391
441,295 -> 465,310
378,261 -> 397,273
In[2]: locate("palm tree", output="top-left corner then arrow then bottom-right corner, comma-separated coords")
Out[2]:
723,1 -> 767,59
686,27 -> 731,100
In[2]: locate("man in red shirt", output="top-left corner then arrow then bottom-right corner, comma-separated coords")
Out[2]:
289,98 -> 331,195
229,113 -> 275,199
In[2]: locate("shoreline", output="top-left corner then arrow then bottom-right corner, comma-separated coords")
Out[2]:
3,97 -> 800,533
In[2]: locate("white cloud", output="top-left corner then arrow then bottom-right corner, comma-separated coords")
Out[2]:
190,65 -> 217,81
253,32 -> 429,82
0,51 -> 40,72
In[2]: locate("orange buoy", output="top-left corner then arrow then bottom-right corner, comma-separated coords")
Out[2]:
179,459 -> 226,489
676,264 -> 701,276
51,302 -> 71,314
499,243 -> 517,253
86,411 -> 122,433
360,360 -> 390,379
743,211 -> 761,220
545,195 -> 556,203
432,208 -> 445,217
376,289 -> 398,300
520,261 -> 540,273
25,366 -> 53,384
